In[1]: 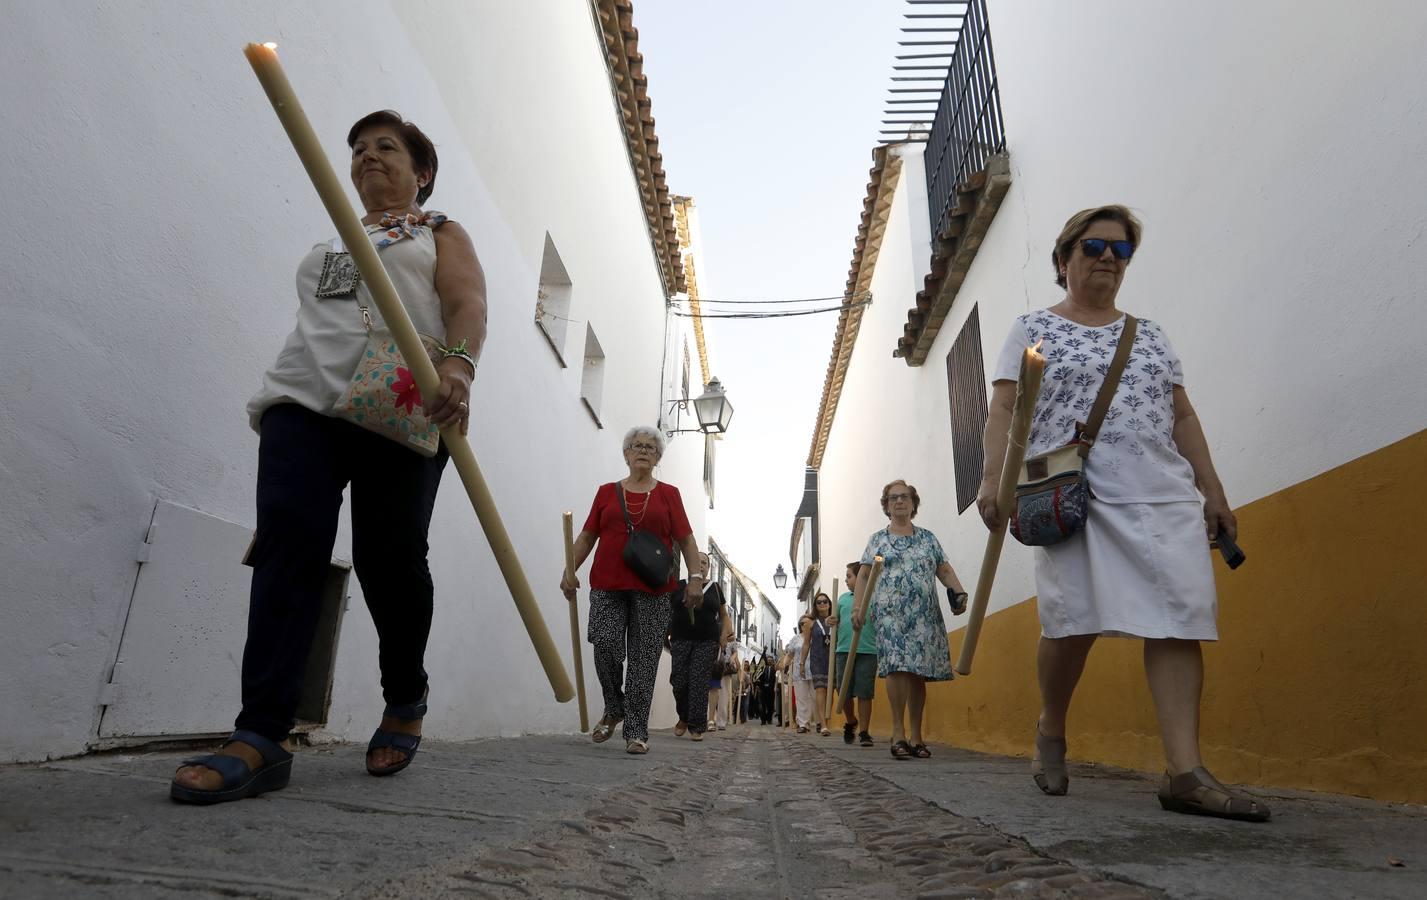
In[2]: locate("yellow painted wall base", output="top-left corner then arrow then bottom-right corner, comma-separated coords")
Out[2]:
851,428 -> 1427,805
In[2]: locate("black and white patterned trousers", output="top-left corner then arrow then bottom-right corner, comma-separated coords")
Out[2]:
588,588 -> 672,743
669,638 -> 719,734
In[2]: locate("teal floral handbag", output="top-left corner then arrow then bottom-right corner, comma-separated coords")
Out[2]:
331,303 -> 445,457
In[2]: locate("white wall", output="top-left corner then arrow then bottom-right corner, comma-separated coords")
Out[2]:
0,0 -> 702,760
817,1 -> 1427,621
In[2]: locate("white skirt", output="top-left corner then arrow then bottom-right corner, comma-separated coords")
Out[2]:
1033,499 -> 1218,640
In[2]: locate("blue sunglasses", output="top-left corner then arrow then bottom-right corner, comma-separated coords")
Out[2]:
1080,238 -> 1135,261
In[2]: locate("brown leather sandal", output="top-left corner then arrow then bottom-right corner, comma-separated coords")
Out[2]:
1158,767 -> 1271,822
1032,725 -> 1069,795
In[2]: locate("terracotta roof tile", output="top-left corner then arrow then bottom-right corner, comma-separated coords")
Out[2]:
594,0 -> 686,297
894,154 -> 1011,364
805,145 -> 906,469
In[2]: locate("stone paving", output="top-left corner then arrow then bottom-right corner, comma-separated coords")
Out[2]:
1,725 -> 1423,898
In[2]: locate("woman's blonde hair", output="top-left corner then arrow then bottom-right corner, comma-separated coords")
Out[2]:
1051,204 -> 1143,288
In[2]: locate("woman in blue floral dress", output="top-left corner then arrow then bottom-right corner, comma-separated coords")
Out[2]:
856,480 -> 969,759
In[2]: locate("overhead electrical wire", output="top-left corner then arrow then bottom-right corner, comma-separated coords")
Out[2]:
677,291 -> 869,306
669,298 -> 871,320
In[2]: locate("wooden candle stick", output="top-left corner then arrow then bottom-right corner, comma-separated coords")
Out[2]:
835,556 -> 883,704
244,43 -> 573,702
562,512 -> 589,732
954,343 -> 1044,676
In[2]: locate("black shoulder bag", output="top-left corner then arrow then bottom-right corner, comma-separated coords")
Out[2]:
616,483 -> 674,590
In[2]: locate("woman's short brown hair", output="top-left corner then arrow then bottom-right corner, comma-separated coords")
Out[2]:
347,110 -> 438,205
1051,204 -> 1143,288
880,479 -> 920,518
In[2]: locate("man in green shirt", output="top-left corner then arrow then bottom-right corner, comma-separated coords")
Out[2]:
827,560 -> 877,746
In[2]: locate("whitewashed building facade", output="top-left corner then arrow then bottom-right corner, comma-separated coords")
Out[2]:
0,0 -> 716,761
798,0 -> 1427,803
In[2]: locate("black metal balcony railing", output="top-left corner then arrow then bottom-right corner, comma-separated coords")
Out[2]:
923,0 -> 1006,240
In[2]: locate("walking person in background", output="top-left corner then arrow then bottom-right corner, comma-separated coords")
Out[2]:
669,552 -> 724,742
856,480 -> 968,760
562,427 -> 702,755
829,561 -> 878,747
808,592 -> 834,736
758,653 -> 776,725
978,205 -> 1268,820
715,612 -> 737,730
739,661 -> 752,724
785,615 -> 816,733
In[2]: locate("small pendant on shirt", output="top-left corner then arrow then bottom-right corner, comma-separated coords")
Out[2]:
316,250 -> 361,298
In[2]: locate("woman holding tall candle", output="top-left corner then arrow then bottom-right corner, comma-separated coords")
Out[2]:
855,481 -> 969,760
978,205 -> 1268,821
562,427 -> 702,754
171,110 -> 485,804
807,592 -> 834,736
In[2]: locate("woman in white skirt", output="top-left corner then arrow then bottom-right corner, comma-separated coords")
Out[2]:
978,205 -> 1269,822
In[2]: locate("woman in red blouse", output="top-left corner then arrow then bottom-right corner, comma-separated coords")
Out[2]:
562,426 -> 701,754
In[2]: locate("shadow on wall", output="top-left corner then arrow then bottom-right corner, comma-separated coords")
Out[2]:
862,427 -> 1427,805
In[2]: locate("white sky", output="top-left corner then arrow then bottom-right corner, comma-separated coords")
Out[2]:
635,1 -> 906,635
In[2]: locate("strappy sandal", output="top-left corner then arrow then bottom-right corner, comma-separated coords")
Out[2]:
170,730 -> 292,805
592,715 -> 622,743
890,740 -> 913,760
366,691 -> 428,777
625,739 -> 649,755
912,743 -> 932,759
819,725 -> 832,737
1032,724 -> 1068,795
1158,767 -> 1271,822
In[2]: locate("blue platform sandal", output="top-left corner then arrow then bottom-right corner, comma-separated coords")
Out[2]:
366,692 -> 428,777
169,730 -> 293,805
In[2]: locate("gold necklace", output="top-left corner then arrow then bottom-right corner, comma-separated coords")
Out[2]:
624,483 -> 653,525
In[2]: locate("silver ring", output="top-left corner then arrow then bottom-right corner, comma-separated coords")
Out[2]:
457,401 -> 469,412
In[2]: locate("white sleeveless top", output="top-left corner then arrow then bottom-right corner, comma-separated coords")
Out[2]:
246,213 -> 450,431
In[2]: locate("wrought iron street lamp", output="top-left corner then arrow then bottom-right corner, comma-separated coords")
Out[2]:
665,377 -> 734,437
772,564 -> 788,590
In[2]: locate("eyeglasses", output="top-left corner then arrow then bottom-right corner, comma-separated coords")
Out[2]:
815,599 -> 831,605
627,443 -> 659,454
887,492 -> 912,502
1079,238 -> 1135,261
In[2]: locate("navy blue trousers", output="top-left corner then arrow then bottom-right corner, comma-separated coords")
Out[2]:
236,403 -> 448,742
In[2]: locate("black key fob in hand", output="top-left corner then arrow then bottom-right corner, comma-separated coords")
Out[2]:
947,586 -> 969,616
1212,530 -> 1246,570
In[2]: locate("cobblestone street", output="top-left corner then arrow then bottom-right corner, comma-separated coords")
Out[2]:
2,726 -> 1423,899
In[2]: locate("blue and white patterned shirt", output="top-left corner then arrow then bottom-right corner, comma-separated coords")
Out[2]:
993,309 -> 1199,504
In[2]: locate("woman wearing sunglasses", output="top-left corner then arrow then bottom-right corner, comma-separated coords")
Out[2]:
854,480 -> 969,759
806,592 -> 834,736
978,205 -> 1268,821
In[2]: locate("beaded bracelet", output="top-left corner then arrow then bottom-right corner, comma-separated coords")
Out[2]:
442,338 -> 477,375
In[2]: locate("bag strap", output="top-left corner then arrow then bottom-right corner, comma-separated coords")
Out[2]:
614,483 -> 634,534
1077,314 -> 1138,458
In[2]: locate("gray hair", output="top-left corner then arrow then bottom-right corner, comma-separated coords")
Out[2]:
621,426 -> 665,459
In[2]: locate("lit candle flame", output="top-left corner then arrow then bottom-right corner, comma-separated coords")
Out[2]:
1028,338 -> 1044,358
262,42 -> 277,50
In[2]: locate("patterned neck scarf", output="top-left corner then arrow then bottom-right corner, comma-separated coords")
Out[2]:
369,210 -> 448,249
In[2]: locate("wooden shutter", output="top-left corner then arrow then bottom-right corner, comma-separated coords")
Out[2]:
945,304 -> 988,513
